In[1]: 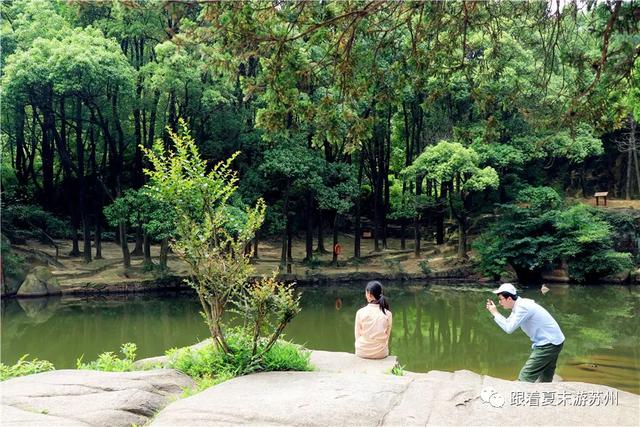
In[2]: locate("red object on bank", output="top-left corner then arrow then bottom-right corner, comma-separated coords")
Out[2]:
333,244 -> 342,256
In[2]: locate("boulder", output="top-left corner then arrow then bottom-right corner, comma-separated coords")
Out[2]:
309,350 -> 397,374
16,266 -> 61,297
150,370 -> 640,427
0,369 -> 195,427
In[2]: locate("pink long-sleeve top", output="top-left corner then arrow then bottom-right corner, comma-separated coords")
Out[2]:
354,303 -> 392,359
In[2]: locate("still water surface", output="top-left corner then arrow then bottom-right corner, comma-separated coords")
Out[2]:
2,284 -> 638,394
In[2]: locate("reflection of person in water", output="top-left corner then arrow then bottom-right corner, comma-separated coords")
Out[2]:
486,283 -> 565,382
354,281 -> 392,359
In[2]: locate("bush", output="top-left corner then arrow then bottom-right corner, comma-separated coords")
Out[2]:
418,260 -> 431,275
1,204 -> 70,241
77,343 -> 137,372
474,187 -> 633,283
166,330 -> 312,384
0,355 -> 55,380
1,233 -> 26,280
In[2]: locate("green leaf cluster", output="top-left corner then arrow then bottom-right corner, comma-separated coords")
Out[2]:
0,355 -> 55,381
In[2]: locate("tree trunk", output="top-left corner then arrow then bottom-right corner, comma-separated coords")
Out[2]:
40,102 -> 56,211
119,221 -> 131,269
14,103 -> 29,189
631,118 -> 640,197
457,220 -> 468,259
414,175 -> 422,257
132,226 -> 144,256
316,213 -> 328,253
159,237 -> 168,270
281,182 -> 290,269
69,185 -> 81,257
304,191 -> 313,262
354,153 -> 363,258
143,231 -> 152,266
287,218 -> 293,262
332,212 -> 339,265
436,183 -> 446,245
626,148 -> 632,200
76,99 -> 92,263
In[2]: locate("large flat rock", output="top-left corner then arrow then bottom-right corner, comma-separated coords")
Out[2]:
150,371 -> 411,426
309,350 -> 397,374
150,370 -> 640,426
0,369 -> 195,427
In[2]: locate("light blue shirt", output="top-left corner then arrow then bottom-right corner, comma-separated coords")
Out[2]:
493,297 -> 565,348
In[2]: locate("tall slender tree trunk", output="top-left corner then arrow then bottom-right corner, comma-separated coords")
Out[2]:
626,148 -> 632,200
316,213 -> 328,253
631,118 -> 640,197
354,153 -> 363,258
332,212 -> 339,265
119,221 -> 131,269
414,175 -> 422,257
40,102 -> 55,211
159,237 -> 168,270
143,231 -> 152,266
14,103 -> 28,189
76,99 -> 91,263
304,191 -> 313,262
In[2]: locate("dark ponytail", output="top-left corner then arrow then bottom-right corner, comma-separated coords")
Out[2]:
365,280 -> 390,314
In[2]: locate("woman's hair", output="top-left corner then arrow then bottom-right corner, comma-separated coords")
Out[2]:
366,280 -> 390,314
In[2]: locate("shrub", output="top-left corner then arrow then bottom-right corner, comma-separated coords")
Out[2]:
166,330 -> 312,386
474,187 -> 633,283
77,343 -> 137,372
0,355 -> 55,380
1,204 -> 70,241
143,122 -> 301,367
418,260 -> 431,275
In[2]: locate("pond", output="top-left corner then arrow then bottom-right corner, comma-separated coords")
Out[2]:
2,283 -> 638,394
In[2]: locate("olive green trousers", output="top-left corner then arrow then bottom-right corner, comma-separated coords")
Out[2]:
518,342 -> 564,383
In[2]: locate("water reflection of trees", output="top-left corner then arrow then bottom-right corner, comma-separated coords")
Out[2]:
291,285 -> 639,386
2,285 -> 638,390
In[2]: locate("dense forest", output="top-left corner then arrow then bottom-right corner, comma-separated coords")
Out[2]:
2,0 -> 639,283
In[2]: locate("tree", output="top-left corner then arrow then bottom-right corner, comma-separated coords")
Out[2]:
403,141 -> 499,259
143,120 -> 300,359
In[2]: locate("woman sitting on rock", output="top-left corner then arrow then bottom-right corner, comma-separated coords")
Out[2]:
355,281 -> 392,359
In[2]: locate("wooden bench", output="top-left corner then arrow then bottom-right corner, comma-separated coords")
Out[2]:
594,191 -> 608,206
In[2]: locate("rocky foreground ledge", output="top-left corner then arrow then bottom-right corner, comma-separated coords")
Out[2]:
1,351 -> 638,427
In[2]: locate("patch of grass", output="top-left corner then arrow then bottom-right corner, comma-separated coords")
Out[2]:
390,363 -> 405,376
77,343 -> 138,372
166,329 -> 312,394
0,355 -> 55,381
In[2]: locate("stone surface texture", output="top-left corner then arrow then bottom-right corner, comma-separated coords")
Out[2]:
2,350 -> 638,427
150,352 -> 640,427
0,369 -> 194,427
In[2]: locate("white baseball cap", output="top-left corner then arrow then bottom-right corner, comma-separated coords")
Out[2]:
492,283 -> 517,295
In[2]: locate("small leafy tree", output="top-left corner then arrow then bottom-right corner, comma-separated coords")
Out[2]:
104,188 -> 176,271
143,120 -> 300,360
403,141 -> 499,259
